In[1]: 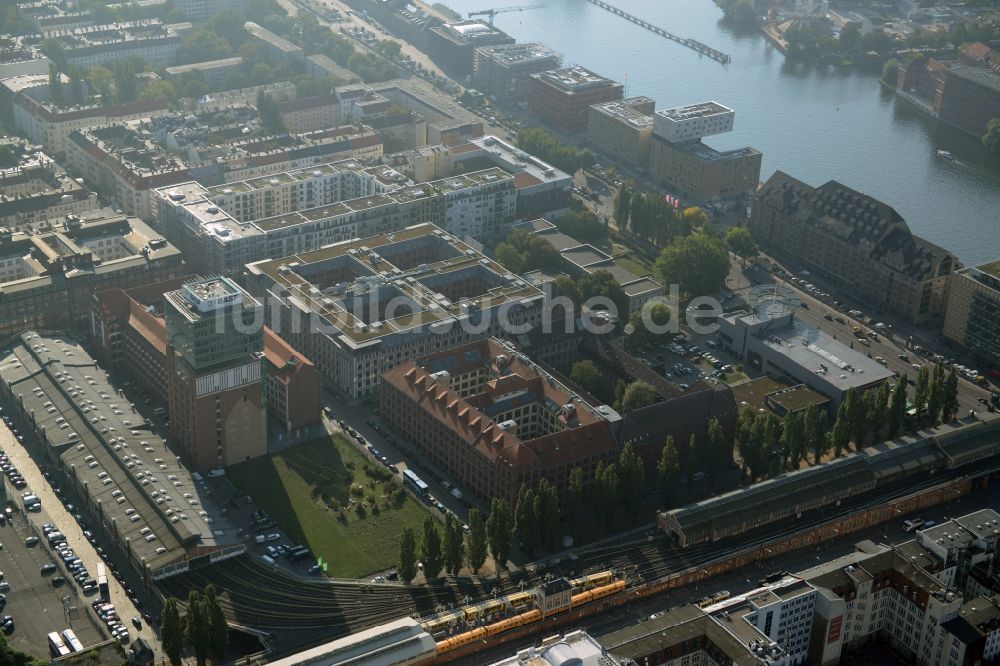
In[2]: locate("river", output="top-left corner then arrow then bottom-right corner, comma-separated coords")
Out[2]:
440,0 -> 1000,265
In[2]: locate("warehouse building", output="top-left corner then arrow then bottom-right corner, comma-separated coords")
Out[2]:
587,97 -> 655,168
0,332 -> 243,582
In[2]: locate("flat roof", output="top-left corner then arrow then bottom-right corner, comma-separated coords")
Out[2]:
266,617 -> 435,666
0,333 -> 239,572
975,260 -> 1000,280
590,98 -> 654,129
477,42 -> 561,66
948,65 -> 1000,95
656,100 -> 732,122
247,223 -> 542,347
533,66 -> 621,93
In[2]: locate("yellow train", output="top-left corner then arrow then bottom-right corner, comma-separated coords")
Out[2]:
436,580 -> 627,655
506,591 -> 534,609
570,580 -> 626,607
463,598 -> 505,622
569,571 -> 614,590
435,626 -> 487,655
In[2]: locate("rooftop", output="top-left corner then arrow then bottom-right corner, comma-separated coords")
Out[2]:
477,42 -> 561,67
658,136 -> 760,161
656,100 -> 732,122
0,332 -> 239,573
532,66 -> 621,93
248,223 -> 542,347
590,98 -> 654,129
948,64 -> 1000,95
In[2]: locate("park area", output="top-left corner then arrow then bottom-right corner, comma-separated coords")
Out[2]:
228,434 -> 431,579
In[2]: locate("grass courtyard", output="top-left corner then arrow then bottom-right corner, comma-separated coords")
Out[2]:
229,434 -> 431,579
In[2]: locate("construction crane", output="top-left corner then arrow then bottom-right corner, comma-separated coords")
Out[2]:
468,5 -> 544,26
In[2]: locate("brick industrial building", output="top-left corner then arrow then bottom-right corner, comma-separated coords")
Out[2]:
529,67 -> 623,135
90,277 -> 322,436
750,171 -> 959,323
380,337 -> 620,505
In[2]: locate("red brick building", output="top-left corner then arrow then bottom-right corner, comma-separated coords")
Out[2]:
91,277 -> 323,468
380,338 -> 618,505
528,67 -> 623,135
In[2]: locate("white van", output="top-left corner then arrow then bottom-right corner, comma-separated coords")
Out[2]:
260,555 -> 275,565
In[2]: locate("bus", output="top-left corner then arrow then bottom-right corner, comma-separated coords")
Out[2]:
403,469 -> 428,496
62,628 -> 84,652
97,563 -> 110,602
47,632 -> 70,657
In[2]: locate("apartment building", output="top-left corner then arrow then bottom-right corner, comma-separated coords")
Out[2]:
246,225 -> 545,400
943,261 -> 1000,372
750,171 -> 959,323
243,21 -> 304,64
64,116 -> 383,220
154,162 -> 516,275
0,208 -> 183,338
173,0 -> 249,21
164,57 -> 244,88
380,337 -> 614,505
45,20 -> 182,70
0,144 -> 97,228
587,97 -> 655,168
473,43 -> 562,108
529,67 -> 623,135
10,90 -> 169,156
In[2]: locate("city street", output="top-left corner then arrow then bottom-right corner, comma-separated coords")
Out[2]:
0,425 -> 162,655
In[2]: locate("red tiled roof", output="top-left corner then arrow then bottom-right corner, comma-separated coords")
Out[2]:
263,328 -> 314,383
514,172 -> 542,188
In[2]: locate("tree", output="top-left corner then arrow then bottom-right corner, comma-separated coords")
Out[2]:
597,462 -> 620,530
629,303 -> 674,347
839,22 -> 862,52
114,58 -> 140,103
743,414 -> 768,479
983,118 -> 1000,158
706,417 -> 729,473
516,127 -> 595,173
87,65 -> 114,102
421,515 -> 443,579
614,182 -> 632,227
443,513 -> 464,575
914,366 -> 931,418
781,410 -> 806,469
49,64 -> 64,106
486,497 -> 513,567
655,232 -> 731,299
162,597 -> 184,666
620,381 -> 657,412
555,206 -> 608,243
567,467 -> 584,535
555,275 -> 582,305
831,402 -> 850,458
657,436 -> 681,501
185,590 -> 210,666
889,378 -> 908,438
514,484 -> 538,556
570,360 -> 602,395
618,443 -> 644,519
175,27 -> 234,65
843,387 -> 865,448
494,229 -> 561,274
681,206 -> 708,229
378,39 -> 403,58
536,478 -> 560,550
882,58 -> 900,86
578,270 -> 630,318
256,90 -> 285,133
398,526 -> 417,583
869,383 -> 890,443
927,363 -> 945,425
466,508 -> 487,574
205,584 -> 228,660
725,226 -> 758,265
942,367 -> 960,422
139,79 -> 178,102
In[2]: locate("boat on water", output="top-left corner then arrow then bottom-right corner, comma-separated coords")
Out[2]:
937,150 -> 955,161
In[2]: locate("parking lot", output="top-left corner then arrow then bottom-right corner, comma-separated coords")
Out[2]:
0,490 -> 103,659
0,419 -> 161,654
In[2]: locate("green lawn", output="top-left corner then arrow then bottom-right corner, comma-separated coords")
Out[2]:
229,435 -> 431,579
